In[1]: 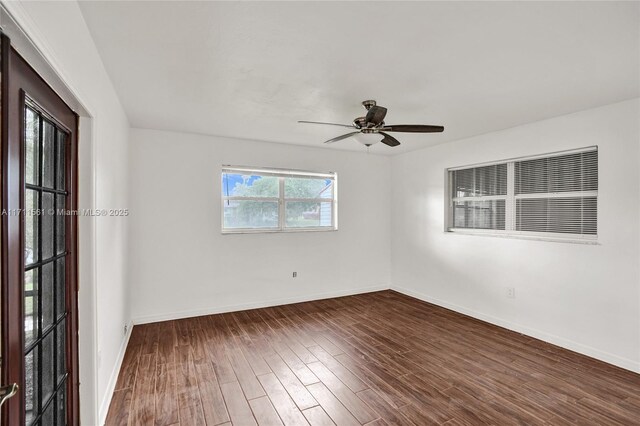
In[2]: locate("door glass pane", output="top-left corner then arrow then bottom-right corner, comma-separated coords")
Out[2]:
41,331 -> 55,408
42,120 -> 55,189
25,189 -> 39,265
57,320 -> 66,384
42,192 -> 54,260
25,348 -> 38,425
56,258 -> 66,319
42,262 -> 54,331
56,132 -> 66,190
41,399 -> 55,426
56,195 -> 66,255
25,107 -> 39,186
56,384 -> 66,426
24,268 -> 39,347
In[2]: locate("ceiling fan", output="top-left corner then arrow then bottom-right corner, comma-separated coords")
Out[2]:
298,100 -> 444,147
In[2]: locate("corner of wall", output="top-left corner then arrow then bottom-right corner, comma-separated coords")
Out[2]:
98,319 -> 133,425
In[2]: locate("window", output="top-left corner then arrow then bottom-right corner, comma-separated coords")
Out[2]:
221,166 -> 337,233
447,147 -> 597,241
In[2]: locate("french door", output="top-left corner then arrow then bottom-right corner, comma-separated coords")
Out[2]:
1,34 -> 79,425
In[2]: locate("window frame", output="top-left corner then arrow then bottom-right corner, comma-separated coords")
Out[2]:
446,146 -> 598,244
221,165 -> 338,234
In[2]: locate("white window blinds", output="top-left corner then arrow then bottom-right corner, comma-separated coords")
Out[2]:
514,150 -> 597,235
451,164 -> 508,230
448,147 -> 598,240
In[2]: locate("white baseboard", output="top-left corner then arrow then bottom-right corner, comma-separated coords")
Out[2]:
98,320 -> 133,426
391,285 -> 640,374
132,284 -> 389,325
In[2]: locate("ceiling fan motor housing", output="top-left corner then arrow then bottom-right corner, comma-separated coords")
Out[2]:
362,100 -> 377,110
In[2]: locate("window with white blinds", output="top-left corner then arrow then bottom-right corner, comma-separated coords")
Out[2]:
448,147 -> 598,241
450,164 -> 508,230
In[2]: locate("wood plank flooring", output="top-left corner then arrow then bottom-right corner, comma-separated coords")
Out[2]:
105,290 -> 640,425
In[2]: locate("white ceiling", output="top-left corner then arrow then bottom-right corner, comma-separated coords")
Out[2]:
79,1 -> 639,154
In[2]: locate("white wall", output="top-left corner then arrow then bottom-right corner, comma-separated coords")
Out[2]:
391,98 -> 640,372
128,129 -> 391,323
2,1 -> 131,424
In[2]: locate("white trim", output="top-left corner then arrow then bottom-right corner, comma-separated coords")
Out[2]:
285,197 -> 334,203
79,116 -> 99,426
222,165 -> 335,178
222,196 -> 334,203
514,190 -> 598,199
278,176 -> 285,230
222,227 -> 337,235
390,285 -> 640,374
132,284 -> 388,325
98,320 -> 133,426
452,195 -> 507,202
447,228 -> 598,244
505,162 -> 515,231
223,196 -> 280,202
333,172 -> 339,229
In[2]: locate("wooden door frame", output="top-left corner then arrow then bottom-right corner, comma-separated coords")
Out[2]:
1,33 -> 79,426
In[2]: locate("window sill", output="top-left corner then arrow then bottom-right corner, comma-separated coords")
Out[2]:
446,229 -> 599,245
222,227 -> 338,235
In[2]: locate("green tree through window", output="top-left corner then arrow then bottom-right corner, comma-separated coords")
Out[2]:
222,170 -> 336,231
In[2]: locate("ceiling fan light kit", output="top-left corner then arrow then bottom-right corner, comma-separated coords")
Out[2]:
299,100 -> 444,148
353,132 -> 382,147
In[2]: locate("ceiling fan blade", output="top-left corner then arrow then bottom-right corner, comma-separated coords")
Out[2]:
365,106 -> 387,126
382,124 -> 444,133
379,132 -> 400,147
324,131 -> 361,144
298,120 -> 355,128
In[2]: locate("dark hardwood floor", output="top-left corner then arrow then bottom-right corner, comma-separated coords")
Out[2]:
105,290 -> 640,425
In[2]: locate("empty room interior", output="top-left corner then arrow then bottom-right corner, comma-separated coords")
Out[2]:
0,1 -> 639,425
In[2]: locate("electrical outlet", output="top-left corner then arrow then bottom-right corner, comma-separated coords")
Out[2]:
292,272 -> 297,278
506,287 -> 516,299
